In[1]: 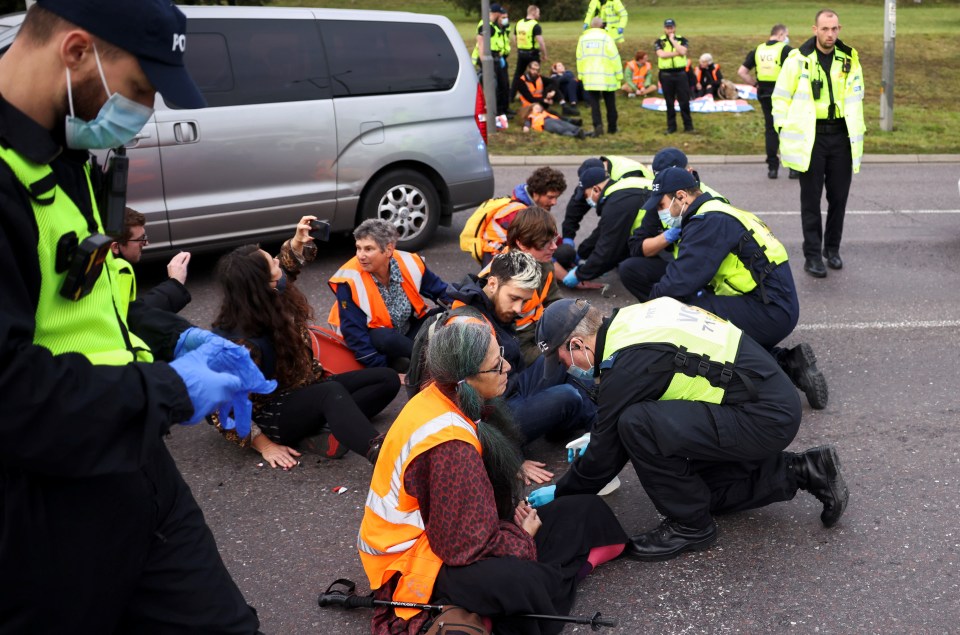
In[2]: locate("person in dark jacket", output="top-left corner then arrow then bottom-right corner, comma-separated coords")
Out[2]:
646,168 -> 829,410
111,207 -> 192,313
0,2 -> 273,632
528,298 -> 849,561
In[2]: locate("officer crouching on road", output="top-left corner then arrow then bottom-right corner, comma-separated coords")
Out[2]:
527,298 -> 849,561
646,168 -> 829,410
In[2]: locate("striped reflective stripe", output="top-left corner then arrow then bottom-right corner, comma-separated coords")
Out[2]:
395,251 -> 424,290
779,131 -> 805,141
360,412 -> 478,556
790,91 -> 811,100
849,134 -> 864,143
781,154 -> 804,165
332,268 -> 373,326
845,93 -> 863,104
772,86 -> 793,99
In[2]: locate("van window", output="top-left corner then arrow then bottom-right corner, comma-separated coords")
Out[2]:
182,19 -> 331,108
319,21 -> 458,97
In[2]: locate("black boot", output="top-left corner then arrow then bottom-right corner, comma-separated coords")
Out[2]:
625,518 -> 718,561
783,343 -> 828,409
787,445 -> 849,527
366,432 -> 386,465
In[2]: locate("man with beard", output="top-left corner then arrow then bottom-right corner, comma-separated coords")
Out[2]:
0,1 -> 274,632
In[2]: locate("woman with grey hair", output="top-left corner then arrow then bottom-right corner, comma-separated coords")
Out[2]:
359,320 -> 626,635
328,219 -> 451,372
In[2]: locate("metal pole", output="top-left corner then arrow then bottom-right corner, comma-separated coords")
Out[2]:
880,0 -> 896,132
479,0 -> 498,134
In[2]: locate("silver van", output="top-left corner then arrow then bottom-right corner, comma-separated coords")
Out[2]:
0,7 -> 494,252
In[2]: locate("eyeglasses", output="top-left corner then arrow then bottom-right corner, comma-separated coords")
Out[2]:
477,346 -> 507,375
126,234 -> 149,245
540,234 -> 562,250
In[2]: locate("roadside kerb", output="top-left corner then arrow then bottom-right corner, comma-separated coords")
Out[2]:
489,154 -> 960,166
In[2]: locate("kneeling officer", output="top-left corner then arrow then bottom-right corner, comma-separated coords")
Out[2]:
528,298 -> 848,561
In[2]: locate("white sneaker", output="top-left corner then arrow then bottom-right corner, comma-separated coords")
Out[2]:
598,476 -> 621,496
627,93 -> 636,99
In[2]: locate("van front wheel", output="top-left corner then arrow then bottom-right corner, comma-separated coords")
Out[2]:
362,170 -> 440,252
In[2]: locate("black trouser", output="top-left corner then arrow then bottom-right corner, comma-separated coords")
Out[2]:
267,368 -> 399,455
659,69 -> 693,131
616,348 -> 802,525
618,254 -> 670,302
799,125 -> 853,260
511,50 -> 540,101
585,90 -> 617,133
495,56 -> 511,115
758,94 -> 779,169
0,446 -> 260,634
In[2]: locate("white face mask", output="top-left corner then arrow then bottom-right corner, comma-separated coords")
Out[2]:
500,17 -> 509,27
783,36 -> 790,45
64,45 -> 154,150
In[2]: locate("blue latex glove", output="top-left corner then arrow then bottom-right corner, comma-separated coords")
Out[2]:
200,338 -> 277,437
527,485 -> 556,508
566,432 -> 591,463
663,226 -> 682,243
174,326 -> 217,359
562,267 -> 580,288
562,237 -> 576,248
582,23 -> 589,30
617,27 -> 624,35
499,56 -> 506,69
170,344 -> 244,426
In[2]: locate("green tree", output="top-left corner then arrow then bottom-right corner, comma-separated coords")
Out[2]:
446,0 -> 583,21
0,1 -> 26,14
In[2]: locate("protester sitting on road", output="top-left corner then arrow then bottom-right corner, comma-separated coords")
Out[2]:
213,217 -> 400,466
622,50 -> 657,98
110,207 -> 191,314
549,61 -> 582,114
450,251 -> 597,448
480,206 -> 563,366
358,319 -> 627,635
328,219 -> 451,372
521,102 -> 587,138
690,53 -> 724,98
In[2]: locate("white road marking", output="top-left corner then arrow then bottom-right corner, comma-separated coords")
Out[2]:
795,320 -> 960,331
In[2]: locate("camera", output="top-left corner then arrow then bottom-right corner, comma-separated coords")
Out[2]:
811,78 -> 823,101
309,219 -> 331,242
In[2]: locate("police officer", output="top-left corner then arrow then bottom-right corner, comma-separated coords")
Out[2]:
528,298 -> 849,561
645,168 -> 829,410
475,3 -> 512,117
511,5 -> 548,103
738,24 -> 793,179
582,0 -> 628,44
0,1 -> 276,631
577,17 -> 622,137
655,18 -> 694,134
773,9 -> 865,278
560,166 -> 651,289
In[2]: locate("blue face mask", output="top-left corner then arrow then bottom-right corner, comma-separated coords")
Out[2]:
585,189 -> 597,208
567,341 -> 594,381
658,198 -> 683,228
274,270 -> 288,294
65,46 -> 154,150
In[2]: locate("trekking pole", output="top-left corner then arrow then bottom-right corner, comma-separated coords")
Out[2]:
317,579 -> 618,631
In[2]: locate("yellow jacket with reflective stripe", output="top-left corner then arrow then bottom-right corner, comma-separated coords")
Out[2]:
771,38 -> 865,173
327,251 -> 429,331
473,20 -> 510,63
601,298 -> 743,404
604,155 -> 654,181
686,199 -> 789,298
656,33 -> 688,70
358,383 -> 482,618
593,175 -> 651,234
755,41 -> 788,82
515,18 -> 539,50
576,28 -> 623,91
0,146 -> 152,366
583,0 -> 628,42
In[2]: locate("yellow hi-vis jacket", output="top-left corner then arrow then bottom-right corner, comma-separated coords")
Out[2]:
771,38 -> 865,174
357,383 -> 482,619
582,0 -> 628,43
576,28 -> 623,91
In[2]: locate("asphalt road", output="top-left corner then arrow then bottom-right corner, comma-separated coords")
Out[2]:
151,160 -> 960,634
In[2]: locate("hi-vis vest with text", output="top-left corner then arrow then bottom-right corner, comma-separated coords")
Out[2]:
515,18 -> 539,51
358,383 -> 483,618
657,34 -> 688,70
327,251 -> 429,331
0,146 -> 153,366
755,41 -> 787,82
772,39 -> 865,173
602,298 -> 743,404
603,155 -> 654,182
688,199 -> 789,302
459,197 -> 528,263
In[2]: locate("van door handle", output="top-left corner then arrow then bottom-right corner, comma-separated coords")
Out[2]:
173,122 -> 200,144
132,132 -> 152,141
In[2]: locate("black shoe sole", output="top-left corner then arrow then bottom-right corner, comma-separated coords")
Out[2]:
811,445 -> 849,527
803,264 -> 827,279
793,343 -> 829,409
625,527 -> 719,562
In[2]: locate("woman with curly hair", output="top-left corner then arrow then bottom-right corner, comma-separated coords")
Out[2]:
212,216 -> 400,468
358,319 -> 626,635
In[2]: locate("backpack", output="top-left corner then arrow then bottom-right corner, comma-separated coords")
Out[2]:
404,305 -> 487,398
458,196 -> 513,264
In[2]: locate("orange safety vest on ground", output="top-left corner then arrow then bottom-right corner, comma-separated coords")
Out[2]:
519,75 -> 544,107
327,250 -> 429,331
526,109 -> 559,132
626,59 -> 652,86
478,251 -> 552,329
357,383 -> 483,618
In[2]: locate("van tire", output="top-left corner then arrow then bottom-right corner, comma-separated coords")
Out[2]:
361,169 -> 440,252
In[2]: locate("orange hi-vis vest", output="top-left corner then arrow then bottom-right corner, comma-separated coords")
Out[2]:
327,250 -> 429,332
478,251 -> 552,329
357,383 -> 483,618
482,200 -> 528,257
694,64 -> 720,85
626,59 -> 651,86
519,75 -> 544,107
526,109 -> 559,132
